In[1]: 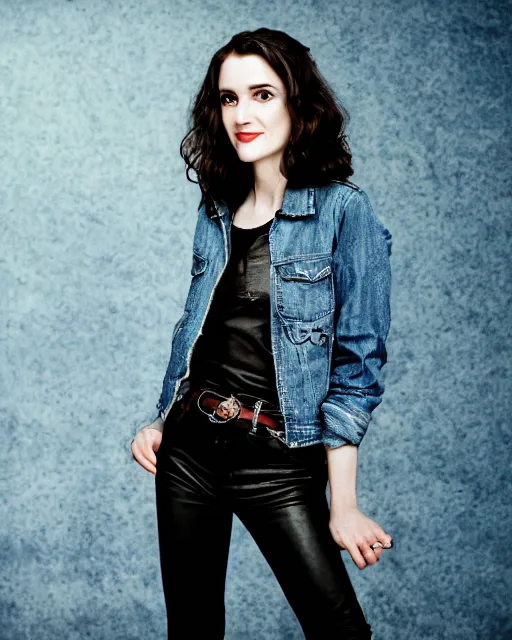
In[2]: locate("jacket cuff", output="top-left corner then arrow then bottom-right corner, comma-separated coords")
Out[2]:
320,396 -> 375,449
144,416 -> 164,433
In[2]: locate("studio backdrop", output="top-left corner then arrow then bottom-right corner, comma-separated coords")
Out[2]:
1,1 -> 511,639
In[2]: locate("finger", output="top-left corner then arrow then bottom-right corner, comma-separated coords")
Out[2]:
139,451 -> 157,475
358,540 -> 379,566
345,542 -> 369,570
144,442 -> 157,467
384,536 -> 394,548
370,527 -> 394,550
142,458 -> 157,475
138,431 -> 160,465
378,532 -> 394,549
131,440 -> 157,475
368,544 -> 384,560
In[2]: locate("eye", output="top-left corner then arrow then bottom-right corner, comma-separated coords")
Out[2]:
256,89 -> 273,101
220,94 -> 236,106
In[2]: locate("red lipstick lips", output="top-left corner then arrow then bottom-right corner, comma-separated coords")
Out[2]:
235,132 -> 263,143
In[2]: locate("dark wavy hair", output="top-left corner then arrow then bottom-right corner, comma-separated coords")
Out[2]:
179,27 -> 355,216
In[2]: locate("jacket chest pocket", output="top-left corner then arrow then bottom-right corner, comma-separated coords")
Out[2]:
275,255 -> 334,322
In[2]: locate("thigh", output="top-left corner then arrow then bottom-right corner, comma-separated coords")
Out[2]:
234,459 -> 372,639
155,414 -> 233,639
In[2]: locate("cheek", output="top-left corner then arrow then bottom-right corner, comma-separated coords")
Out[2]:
269,109 -> 291,144
221,111 -> 233,136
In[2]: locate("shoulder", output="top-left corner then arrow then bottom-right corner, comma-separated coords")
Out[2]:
320,182 -> 392,254
328,179 -> 362,193
317,180 -> 375,219
316,180 -> 365,209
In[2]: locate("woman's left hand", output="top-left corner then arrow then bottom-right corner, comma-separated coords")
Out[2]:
329,504 -> 393,570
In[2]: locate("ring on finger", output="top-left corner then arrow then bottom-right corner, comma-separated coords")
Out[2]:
370,540 -> 393,550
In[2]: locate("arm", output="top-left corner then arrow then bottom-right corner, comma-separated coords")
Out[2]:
321,189 -> 394,568
326,443 -> 358,508
320,188 -> 392,450
326,441 -> 393,569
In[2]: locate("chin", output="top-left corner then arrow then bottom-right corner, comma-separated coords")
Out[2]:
236,152 -> 264,163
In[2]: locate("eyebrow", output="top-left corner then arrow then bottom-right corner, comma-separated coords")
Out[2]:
218,83 -> 278,92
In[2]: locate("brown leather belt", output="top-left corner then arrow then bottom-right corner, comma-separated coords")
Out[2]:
177,389 -> 284,432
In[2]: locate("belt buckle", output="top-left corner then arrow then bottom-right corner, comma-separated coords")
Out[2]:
197,390 -> 242,424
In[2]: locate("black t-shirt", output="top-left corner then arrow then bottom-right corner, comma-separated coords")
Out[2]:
188,217 -> 281,411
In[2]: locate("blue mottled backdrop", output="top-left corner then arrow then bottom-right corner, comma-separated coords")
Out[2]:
1,0 -> 511,638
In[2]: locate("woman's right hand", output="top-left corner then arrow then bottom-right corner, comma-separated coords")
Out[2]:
131,417 -> 164,475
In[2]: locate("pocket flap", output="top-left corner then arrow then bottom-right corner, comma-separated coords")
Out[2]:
277,257 -> 331,283
191,250 -> 207,276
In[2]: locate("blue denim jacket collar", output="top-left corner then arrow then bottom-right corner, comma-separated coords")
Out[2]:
210,185 -> 316,220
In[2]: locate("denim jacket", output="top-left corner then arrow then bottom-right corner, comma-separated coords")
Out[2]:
152,181 -> 392,449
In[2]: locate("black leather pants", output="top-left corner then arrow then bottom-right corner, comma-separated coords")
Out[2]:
155,402 -> 372,639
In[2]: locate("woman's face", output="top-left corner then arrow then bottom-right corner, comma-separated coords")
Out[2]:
218,53 -> 292,167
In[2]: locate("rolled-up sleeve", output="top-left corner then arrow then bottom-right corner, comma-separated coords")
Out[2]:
320,188 -> 392,449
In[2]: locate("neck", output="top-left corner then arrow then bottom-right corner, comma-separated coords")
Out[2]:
251,157 -> 288,214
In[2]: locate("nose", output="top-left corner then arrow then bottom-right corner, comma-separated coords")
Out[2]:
234,97 -> 252,125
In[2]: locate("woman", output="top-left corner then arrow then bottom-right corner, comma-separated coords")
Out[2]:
131,28 -> 393,639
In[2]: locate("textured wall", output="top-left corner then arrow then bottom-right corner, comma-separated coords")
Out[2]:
1,0 -> 511,639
